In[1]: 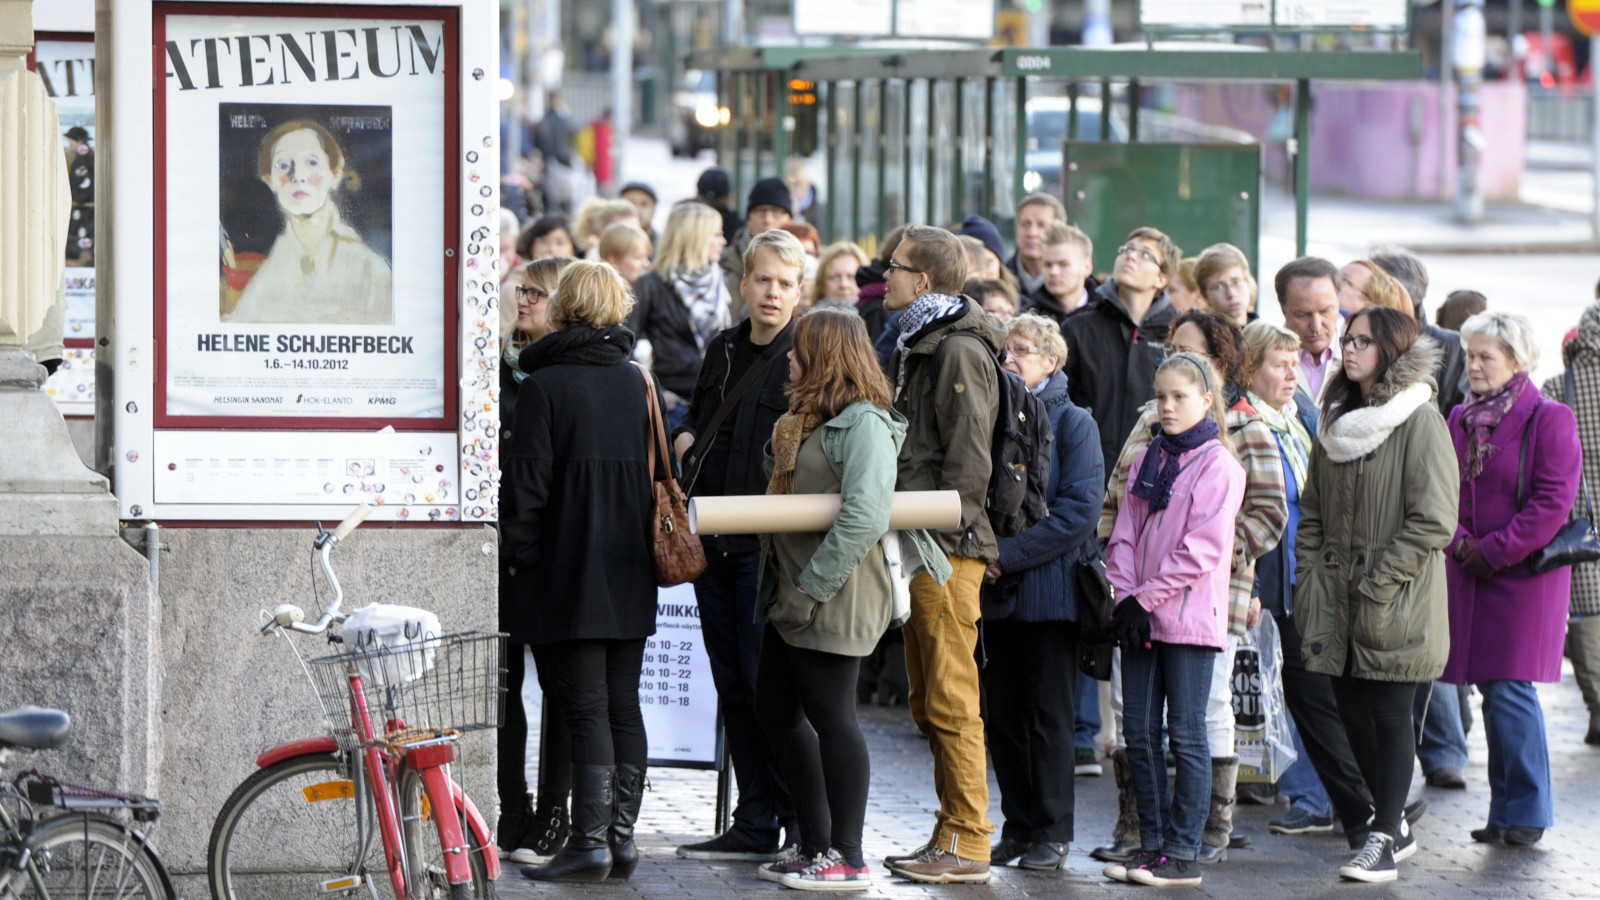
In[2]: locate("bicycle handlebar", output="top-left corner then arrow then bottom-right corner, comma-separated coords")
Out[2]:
261,504 -> 371,635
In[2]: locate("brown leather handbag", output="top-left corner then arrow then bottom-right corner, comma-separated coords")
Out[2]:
633,363 -> 707,587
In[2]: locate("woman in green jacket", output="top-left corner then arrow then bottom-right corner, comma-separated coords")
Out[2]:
754,308 -> 950,892
1294,306 -> 1459,884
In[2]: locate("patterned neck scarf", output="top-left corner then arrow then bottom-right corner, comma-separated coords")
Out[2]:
893,293 -> 966,399
503,340 -> 529,384
1130,417 -> 1220,512
1461,370 -> 1531,477
1250,390 -> 1311,491
671,264 -> 730,352
766,410 -> 825,497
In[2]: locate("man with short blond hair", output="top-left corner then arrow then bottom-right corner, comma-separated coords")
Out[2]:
1027,221 -> 1096,324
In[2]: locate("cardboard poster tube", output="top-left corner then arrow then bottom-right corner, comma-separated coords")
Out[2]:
687,490 -> 962,535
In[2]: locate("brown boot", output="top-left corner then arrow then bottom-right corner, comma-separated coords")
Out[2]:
1567,618 -> 1600,744
1090,750 -> 1142,862
1199,756 -> 1238,864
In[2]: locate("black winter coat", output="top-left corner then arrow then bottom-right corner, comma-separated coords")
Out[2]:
673,318 -> 795,554
501,325 -> 659,645
1425,322 -> 1467,415
986,372 -> 1104,622
1062,279 -> 1177,478
1019,275 -> 1101,326
630,271 -> 710,398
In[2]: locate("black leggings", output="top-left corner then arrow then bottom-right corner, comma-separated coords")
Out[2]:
1330,677 -> 1418,839
531,638 -> 648,770
755,626 -> 870,867
497,646 -> 572,808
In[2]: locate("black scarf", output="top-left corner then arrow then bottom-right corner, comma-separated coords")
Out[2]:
1130,418 -> 1220,512
518,324 -> 636,373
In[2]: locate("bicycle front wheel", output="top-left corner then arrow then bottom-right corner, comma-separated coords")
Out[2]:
0,814 -> 170,900
396,767 -> 492,900
206,754 -> 395,900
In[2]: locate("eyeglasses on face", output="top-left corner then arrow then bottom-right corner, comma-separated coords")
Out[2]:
885,259 -> 923,276
1205,278 -> 1249,298
515,286 -> 550,303
1340,334 -> 1375,352
1004,342 -> 1043,358
1115,244 -> 1160,266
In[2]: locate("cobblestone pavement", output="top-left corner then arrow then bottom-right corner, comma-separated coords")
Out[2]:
499,664 -> 1600,899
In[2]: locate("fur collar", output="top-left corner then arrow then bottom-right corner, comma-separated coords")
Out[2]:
1319,338 -> 1441,463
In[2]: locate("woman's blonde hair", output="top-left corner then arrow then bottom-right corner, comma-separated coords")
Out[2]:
653,202 -> 722,277
598,222 -> 651,263
1155,352 -> 1234,456
1240,319 -> 1301,385
1005,312 -> 1068,375
788,308 -> 893,420
573,198 -> 637,247
810,241 -> 869,304
1346,259 -> 1412,314
548,259 -> 635,330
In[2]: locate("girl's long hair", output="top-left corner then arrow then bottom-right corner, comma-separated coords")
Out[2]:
1320,306 -> 1420,428
1155,352 -> 1235,457
787,308 -> 893,420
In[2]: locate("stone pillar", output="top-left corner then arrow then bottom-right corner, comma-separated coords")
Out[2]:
0,0 -> 157,805
0,0 -> 117,536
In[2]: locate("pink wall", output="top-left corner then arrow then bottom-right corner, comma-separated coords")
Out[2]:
1173,81 -> 1528,201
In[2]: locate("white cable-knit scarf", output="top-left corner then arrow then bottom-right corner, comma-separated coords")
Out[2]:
1318,381 -> 1433,463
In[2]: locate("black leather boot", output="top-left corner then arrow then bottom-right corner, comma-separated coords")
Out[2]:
521,765 -> 613,882
607,763 -> 646,879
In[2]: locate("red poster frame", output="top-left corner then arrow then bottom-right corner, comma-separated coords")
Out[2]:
151,2 -> 461,432
31,31 -> 97,352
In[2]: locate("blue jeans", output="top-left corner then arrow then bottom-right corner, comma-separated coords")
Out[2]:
1278,710 -> 1333,818
1414,680 -> 1469,773
1121,640 -> 1215,861
1480,680 -> 1554,829
1074,668 -> 1101,750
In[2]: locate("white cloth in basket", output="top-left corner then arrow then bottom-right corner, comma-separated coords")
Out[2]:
344,604 -> 443,685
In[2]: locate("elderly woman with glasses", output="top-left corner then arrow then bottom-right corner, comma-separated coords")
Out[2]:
981,313 -> 1104,872
1441,311 -> 1580,848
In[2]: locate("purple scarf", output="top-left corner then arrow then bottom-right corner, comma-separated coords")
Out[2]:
1130,418 -> 1220,512
1460,370 -> 1531,478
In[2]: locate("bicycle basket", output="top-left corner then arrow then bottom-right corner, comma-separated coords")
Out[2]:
306,631 -> 507,750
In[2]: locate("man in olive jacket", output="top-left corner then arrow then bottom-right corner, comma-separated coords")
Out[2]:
881,224 -> 1003,884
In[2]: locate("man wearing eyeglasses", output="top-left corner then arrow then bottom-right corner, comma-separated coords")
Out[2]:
1060,226 -> 1182,480
880,224 -> 1005,885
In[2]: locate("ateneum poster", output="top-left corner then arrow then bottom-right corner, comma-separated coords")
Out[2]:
160,10 -> 449,422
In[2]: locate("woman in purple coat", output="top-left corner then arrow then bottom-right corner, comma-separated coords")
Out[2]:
1443,311 -> 1581,848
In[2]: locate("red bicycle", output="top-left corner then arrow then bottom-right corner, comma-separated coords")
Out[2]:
205,506 -> 504,900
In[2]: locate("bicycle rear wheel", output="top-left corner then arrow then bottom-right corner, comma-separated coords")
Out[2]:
0,814 -> 170,900
396,767 -> 492,900
206,754 -> 395,900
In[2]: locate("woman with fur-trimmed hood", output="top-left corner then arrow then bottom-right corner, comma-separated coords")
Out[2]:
1293,307 -> 1459,885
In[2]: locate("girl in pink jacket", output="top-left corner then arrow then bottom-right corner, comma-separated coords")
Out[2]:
1102,352 -> 1246,888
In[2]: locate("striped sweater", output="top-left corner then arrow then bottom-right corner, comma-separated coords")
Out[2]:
1097,396 -> 1288,637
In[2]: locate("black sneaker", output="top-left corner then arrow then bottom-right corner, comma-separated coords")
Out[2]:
1102,848 -> 1161,883
1393,819 -> 1416,862
1128,855 -> 1202,886
508,803 -> 568,865
1075,747 -> 1103,776
676,829 -> 780,861
1270,807 -> 1335,835
1339,833 -> 1397,883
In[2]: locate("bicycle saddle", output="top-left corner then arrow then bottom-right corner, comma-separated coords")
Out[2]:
0,707 -> 70,750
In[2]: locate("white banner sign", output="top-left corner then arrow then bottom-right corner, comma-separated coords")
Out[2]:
1142,0 -> 1406,28
159,13 -> 449,423
640,585 -> 721,769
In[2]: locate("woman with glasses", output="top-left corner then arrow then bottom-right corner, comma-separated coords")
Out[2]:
1442,312 -> 1579,847
1093,309 -> 1287,865
1194,244 -> 1257,327
1295,307 -> 1458,883
981,313 -> 1104,873
498,255 -> 576,866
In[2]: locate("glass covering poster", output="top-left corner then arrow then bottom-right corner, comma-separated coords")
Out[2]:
34,37 -> 96,415
157,9 -> 453,428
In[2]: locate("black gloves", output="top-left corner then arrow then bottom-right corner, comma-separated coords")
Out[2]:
1454,535 -> 1496,580
1109,595 -> 1152,653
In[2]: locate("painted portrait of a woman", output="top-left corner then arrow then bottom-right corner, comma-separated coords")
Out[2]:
226,120 -> 393,324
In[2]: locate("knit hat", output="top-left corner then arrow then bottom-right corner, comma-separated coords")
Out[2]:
958,215 -> 1006,264
619,181 -> 656,202
746,176 -> 792,216
696,167 -> 731,199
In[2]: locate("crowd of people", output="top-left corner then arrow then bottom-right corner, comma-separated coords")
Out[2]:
494,166 -> 1600,890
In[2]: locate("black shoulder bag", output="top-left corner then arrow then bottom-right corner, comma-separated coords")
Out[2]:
1075,544 -> 1116,681
1519,372 -> 1600,574
679,332 -> 792,496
